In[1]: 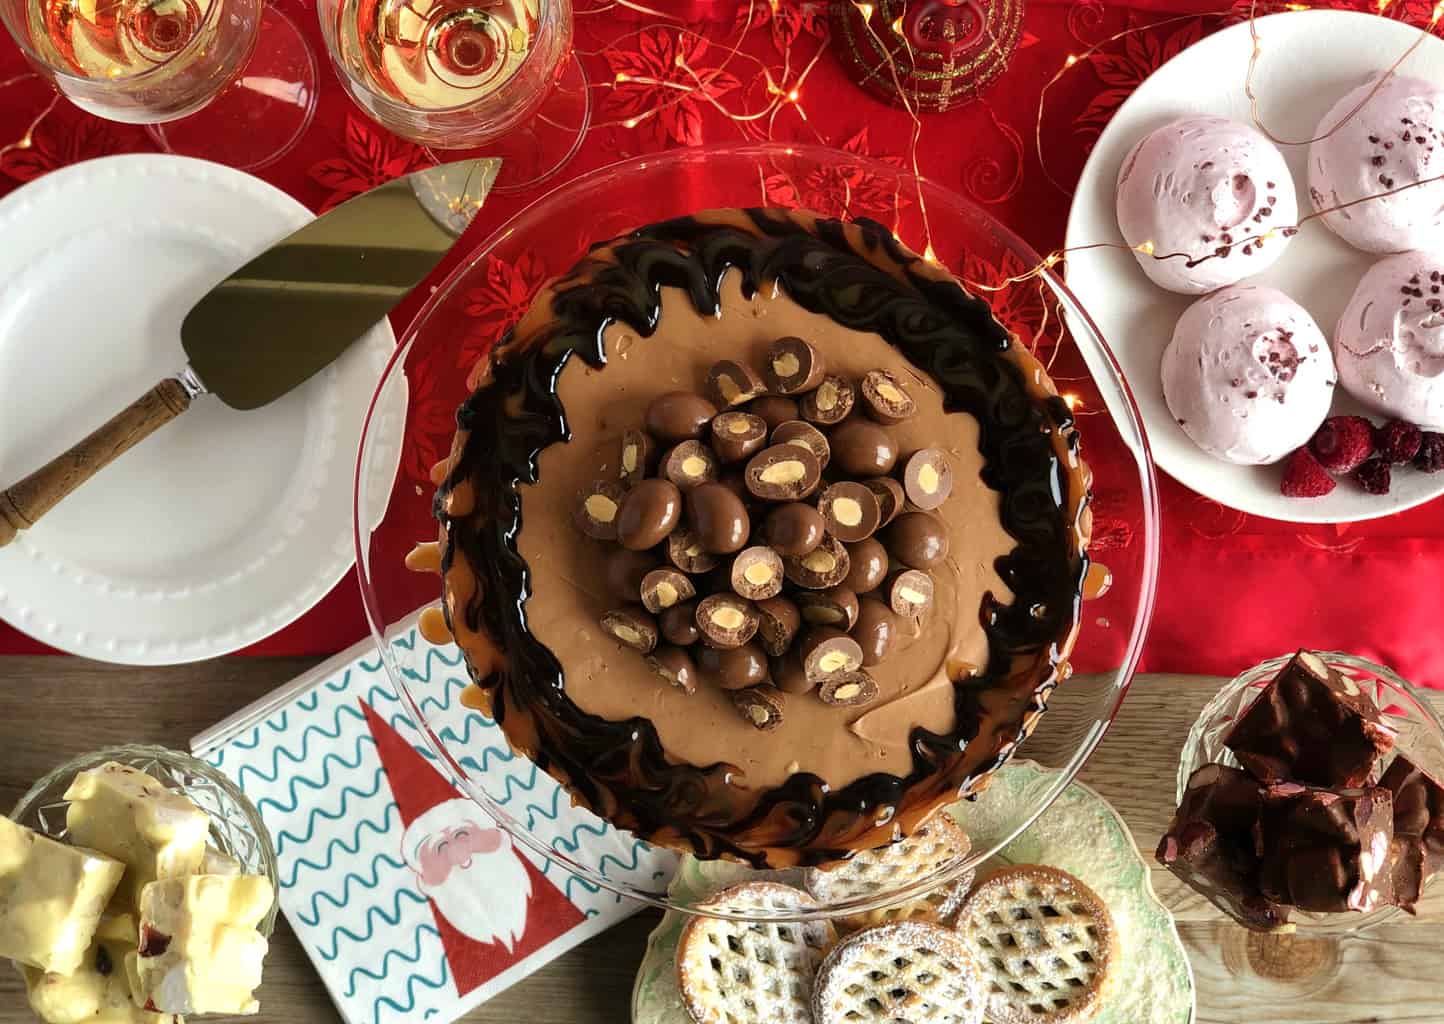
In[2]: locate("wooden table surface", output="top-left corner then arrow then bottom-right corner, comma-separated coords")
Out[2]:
1,656 -> 1440,1024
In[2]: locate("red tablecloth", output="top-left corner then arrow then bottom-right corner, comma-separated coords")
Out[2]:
3,0 -> 1443,685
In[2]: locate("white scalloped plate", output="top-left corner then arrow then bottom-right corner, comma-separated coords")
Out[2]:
631,761 -> 1195,1024
0,155 -> 404,664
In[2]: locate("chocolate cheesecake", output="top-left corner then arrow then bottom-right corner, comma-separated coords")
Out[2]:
429,209 -> 1091,867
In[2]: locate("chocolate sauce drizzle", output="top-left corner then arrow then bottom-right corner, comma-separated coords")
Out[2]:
438,209 -> 1088,866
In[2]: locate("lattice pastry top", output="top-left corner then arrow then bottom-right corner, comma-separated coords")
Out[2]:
812,920 -> 987,1024
676,881 -> 838,1024
953,865 -> 1116,1024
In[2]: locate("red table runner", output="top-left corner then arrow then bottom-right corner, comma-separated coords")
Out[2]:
4,0 -> 1442,685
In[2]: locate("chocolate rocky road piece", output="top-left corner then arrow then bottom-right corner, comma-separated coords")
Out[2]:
798,375 -> 855,426
887,569 -> 934,618
800,627 -> 864,683
1223,649 -> 1395,788
744,444 -> 822,501
1155,763 -> 1291,932
1390,834 -> 1428,912
1380,755 -> 1444,876
685,481 -> 750,554
667,528 -> 720,574
762,336 -> 826,394
731,685 -> 786,731
863,476 -> 906,527
882,512 -> 949,570
641,568 -> 697,614
730,546 -> 785,601
797,586 -> 859,631
1256,783 -> 1394,913
853,598 -> 899,666
755,596 -> 801,657
615,478 -> 683,551
599,607 -> 658,654
818,670 -> 879,708
604,548 -> 657,601
784,534 -> 851,589
618,430 -> 658,486
903,448 -> 954,511
829,419 -> 898,476
573,479 -> 627,540
842,538 -> 888,593
772,420 -> 831,470
645,391 -> 717,442
695,593 -> 760,649
762,503 -> 825,556
663,441 -> 720,491
698,642 -> 770,690
746,395 -> 801,432
659,601 -> 701,646
860,369 -> 918,424
647,646 -> 697,694
710,412 -> 769,463
771,652 -> 813,694
706,359 -> 767,409
817,482 -> 881,543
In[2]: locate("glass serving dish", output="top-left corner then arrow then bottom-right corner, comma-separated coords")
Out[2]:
1178,651 -> 1444,933
353,142 -> 1161,920
9,744 -> 280,935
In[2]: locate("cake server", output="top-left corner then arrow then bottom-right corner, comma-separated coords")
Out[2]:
0,158 -> 498,548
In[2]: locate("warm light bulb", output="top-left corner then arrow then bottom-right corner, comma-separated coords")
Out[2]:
1063,393 -> 1083,410
615,72 -> 630,83
923,242 -> 939,263
1064,54 -> 1078,68
623,117 -> 639,128
856,2 -> 875,19
890,15 -> 904,34
787,89 -> 799,102
1134,240 -> 1155,256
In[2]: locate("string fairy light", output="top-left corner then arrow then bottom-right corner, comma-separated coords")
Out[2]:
0,89 -> 57,169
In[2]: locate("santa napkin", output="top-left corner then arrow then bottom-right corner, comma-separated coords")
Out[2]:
192,615 -> 676,1024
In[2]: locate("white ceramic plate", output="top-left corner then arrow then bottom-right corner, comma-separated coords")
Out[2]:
631,761 -> 1195,1024
1066,10 -> 1444,523
0,155 -> 404,664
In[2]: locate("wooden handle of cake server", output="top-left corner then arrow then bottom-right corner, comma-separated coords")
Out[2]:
0,378 -> 193,548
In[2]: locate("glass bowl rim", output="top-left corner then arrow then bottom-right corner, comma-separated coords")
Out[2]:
8,742 -> 281,935
352,140 -> 1162,920
1177,650 -> 1444,933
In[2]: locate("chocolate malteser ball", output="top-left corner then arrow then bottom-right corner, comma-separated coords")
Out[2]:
695,593 -> 760,649
797,586 -> 860,631
818,481 -> 881,543
748,395 -> 801,432
783,534 -> 851,589
659,601 -> 701,646
799,628 -> 864,683
770,651 -> 814,694
732,685 -> 786,731
618,430 -> 658,485
616,478 -> 682,550
860,369 -> 917,424
641,568 -> 697,614
755,596 -> 801,657
731,546 -> 785,600
799,375 -> 855,426
818,670 -> 879,707
663,440 -> 720,490
645,391 -> 717,441
667,528 -> 720,574
830,420 -> 898,476
883,512 -> 949,569
604,548 -> 657,601
599,607 -> 658,654
686,482 -> 751,554
698,642 -> 770,690
762,336 -> 826,394
887,569 -> 934,617
843,538 -> 888,593
706,360 -> 767,409
711,412 -> 769,463
903,448 -> 954,510
745,444 -> 822,501
853,599 -> 899,665
574,479 -> 627,540
763,503 -> 825,556
647,646 -> 697,694
772,420 -> 831,470
863,476 -> 906,527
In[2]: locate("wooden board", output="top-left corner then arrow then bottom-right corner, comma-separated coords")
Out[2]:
0,656 -> 1440,1023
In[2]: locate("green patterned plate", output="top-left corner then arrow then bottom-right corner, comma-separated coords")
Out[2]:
631,760 -> 1195,1023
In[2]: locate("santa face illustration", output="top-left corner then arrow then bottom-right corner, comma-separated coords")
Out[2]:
401,799 -> 533,950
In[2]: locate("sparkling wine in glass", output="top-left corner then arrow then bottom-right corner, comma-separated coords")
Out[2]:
3,0 -> 319,168
320,0 -> 590,192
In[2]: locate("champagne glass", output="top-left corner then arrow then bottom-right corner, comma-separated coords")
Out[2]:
0,0 -> 318,170
318,0 -> 590,193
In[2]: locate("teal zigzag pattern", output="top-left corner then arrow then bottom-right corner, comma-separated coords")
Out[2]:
343,923 -> 442,998
294,849 -> 407,925
312,887 -> 431,962
255,765 -> 388,835
367,949 -> 450,1021
285,806 -> 403,889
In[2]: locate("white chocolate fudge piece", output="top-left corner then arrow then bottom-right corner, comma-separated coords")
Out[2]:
198,848 -> 241,876
64,763 -> 209,907
133,874 -> 273,1016
0,816 -> 124,974
20,915 -> 178,1024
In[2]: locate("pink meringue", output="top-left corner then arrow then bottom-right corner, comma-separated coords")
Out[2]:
1116,116 -> 1297,294
1308,73 -> 1444,254
1334,250 -> 1444,428
1162,285 -> 1337,465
